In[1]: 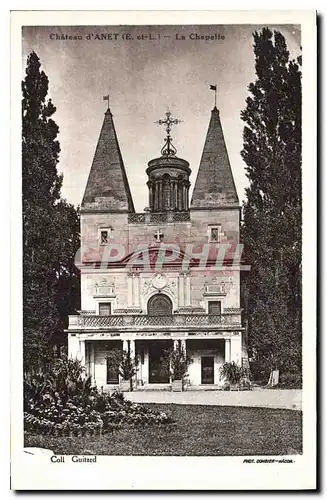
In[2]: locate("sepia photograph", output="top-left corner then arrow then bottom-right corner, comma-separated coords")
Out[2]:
11,10 -> 316,490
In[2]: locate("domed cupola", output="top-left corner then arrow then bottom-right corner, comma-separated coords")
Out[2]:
146,111 -> 191,212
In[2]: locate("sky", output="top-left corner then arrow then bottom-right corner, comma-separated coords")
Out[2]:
22,24 -> 301,212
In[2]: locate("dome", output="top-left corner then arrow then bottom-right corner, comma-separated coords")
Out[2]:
146,111 -> 191,212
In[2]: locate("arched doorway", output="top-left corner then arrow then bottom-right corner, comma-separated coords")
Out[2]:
147,293 -> 172,316
147,294 -> 172,383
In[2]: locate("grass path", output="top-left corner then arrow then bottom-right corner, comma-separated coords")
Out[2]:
25,404 -> 302,456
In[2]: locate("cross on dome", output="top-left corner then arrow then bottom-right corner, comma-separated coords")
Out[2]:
155,110 -> 182,157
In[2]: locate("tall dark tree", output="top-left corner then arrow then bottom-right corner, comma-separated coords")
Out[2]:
241,28 -> 302,383
22,51 -> 80,369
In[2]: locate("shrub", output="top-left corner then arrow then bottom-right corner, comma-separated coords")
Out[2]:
24,354 -> 95,410
120,350 -> 139,381
106,349 -> 138,381
24,391 -> 173,436
168,345 -> 192,381
24,370 -> 52,409
24,354 -> 174,436
219,361 -> 244,385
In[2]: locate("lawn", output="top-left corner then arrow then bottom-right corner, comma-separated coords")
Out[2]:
25,404 -> 302,456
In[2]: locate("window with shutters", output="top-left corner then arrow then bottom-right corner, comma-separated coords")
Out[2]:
99,302 -> 111,316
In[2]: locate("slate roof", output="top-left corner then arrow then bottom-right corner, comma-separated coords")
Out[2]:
81,109 -> 135,212
191,107 -> 239,209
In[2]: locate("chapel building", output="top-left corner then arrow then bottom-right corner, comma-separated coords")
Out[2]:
67,103 -> 246,389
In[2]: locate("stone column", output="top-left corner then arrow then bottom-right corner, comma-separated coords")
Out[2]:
166,179 -> 170,209
154,181 -> 159,210
158,180 -> 163,211
129,339 -> 136,388
143,348 -> 149,384
182,184 -> 186,210
181,339 -> 186,354
178,183 -> 182,211
79,340 -> 86,367
225,338 -> 231,363
123,339 -> 128,352
178,273 -> 185,308
186,184 -> 190,210
169,180 -> 175,210
173,339 -> 179,350
149,183 -> 153,210
174,180 -> 178,210
185,273 -> 191,306
129,339 -> 135,359
68,334 -> 80,360
91,343 -> 96,384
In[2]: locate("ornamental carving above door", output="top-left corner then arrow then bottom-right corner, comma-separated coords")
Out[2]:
147,293 -> 172,316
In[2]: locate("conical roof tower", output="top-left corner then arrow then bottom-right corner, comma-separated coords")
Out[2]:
191,106 -> 239,209
81,108 -> 134,212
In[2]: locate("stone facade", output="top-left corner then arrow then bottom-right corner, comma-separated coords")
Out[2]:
67,105 -> 245,390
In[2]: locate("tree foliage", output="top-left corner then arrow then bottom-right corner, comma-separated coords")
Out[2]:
219,361 -> 244,385
106,349 -> 139,380
22,51 -> 80,370
169,345 -> 192,381
241,28 -> 302,383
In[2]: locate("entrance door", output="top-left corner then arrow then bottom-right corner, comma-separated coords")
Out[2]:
149,342 -> 170,383
201,356 -> 214,384
107,363 -> 119,384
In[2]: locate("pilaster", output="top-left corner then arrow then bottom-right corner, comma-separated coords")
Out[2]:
224,338 -> 231,363
178,273 -> 185,308
127,273 -> 133,307
185,273 -> 191,306
79,339 -> 86,366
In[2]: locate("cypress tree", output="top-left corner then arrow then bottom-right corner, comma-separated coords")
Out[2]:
22,52 -> 80,369
241,28 -> 302,384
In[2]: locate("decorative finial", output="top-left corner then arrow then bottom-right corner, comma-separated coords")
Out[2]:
155,111 -> 182,156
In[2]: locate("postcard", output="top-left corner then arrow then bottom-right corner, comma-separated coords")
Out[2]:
11,9 -> 316,490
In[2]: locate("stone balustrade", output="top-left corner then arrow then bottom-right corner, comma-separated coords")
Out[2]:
128,211 -> 190,224
68,313 -> 241,330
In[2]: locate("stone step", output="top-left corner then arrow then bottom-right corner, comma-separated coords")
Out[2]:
138,384 -> 172,392
188,385 -> 220,391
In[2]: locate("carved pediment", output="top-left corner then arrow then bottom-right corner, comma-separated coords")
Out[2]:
142,273 -> 177,298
